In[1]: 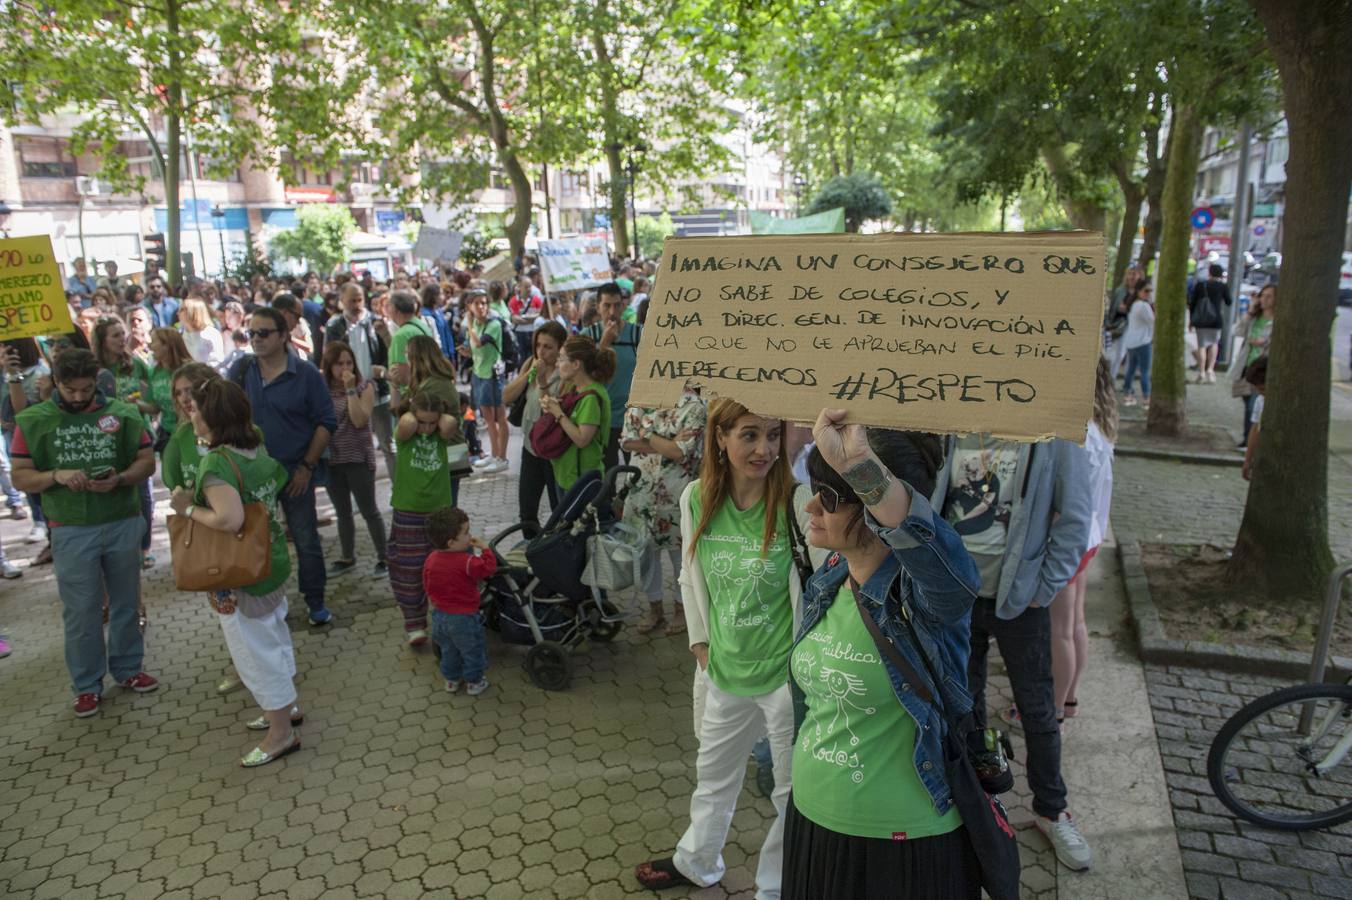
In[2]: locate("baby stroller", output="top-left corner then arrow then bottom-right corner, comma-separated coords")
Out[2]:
483,465 -> 649,690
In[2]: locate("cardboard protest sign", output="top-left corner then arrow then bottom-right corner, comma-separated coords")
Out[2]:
412,226 -> 464,263
479,254 -> 515,284
629,231 -> 1106,443
0,235 -> 76,340
538,237 -> 611,292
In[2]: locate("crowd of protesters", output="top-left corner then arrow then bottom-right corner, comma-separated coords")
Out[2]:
0,247 -> 1143,897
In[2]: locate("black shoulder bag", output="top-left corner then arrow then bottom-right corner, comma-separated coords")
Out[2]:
784,491 -> 816,590
848,580 -> 1021,900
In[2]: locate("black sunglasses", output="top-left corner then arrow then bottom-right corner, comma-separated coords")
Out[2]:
246,328 -> 279,339
810,478 -> 857,513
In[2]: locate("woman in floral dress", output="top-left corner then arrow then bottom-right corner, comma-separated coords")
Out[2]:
620,388 -> 706,636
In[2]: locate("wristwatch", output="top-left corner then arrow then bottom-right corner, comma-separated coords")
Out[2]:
297,460 -> 314,472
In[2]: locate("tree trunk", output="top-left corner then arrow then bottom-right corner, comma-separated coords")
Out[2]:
1229,0 -> 1352,599
1042,144 -> 1109,233
1139,121 -> 1170,272
164,0 -> 183,287
603,141 -> 628,258
1110,163 -> 1144,291
1145,102 -> 1202,437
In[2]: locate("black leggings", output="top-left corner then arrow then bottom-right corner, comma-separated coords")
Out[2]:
518,449 -> 558,527
328,462 -> 387,562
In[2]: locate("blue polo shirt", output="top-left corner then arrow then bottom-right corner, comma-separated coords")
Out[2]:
584,322 -> 642,428
229,351 -> 337,469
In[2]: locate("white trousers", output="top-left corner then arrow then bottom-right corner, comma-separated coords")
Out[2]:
675,669 -> 793,900
219,599 -> 297,711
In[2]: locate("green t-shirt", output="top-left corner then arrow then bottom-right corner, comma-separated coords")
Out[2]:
471,318 -> 504,380
194,447 -> 291,596
15,398 -> 146,526
148,365 -> 176,434
690,485 -> 794,696
391,431 -> 452,513
791,585 -> 963,839
109,356 -> 152,426
161,421 -> 205,492
389,317 -> 434,366
550,386 -> 610,492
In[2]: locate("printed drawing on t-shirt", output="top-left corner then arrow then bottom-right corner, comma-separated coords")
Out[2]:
793,630 -> 880,783
704,534 -> 785,633
943,445 -> 1017,556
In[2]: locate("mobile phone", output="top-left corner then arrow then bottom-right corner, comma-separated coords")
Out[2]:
90,466 -> 116,480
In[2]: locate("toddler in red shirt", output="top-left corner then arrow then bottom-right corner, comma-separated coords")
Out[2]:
423,507 -> 498,695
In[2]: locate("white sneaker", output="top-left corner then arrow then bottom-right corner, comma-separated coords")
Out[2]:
466,678 -> 490,696
25,525 -> 45,543
0,561 -> 20,579
471,456 -> 494,469
484,458 -> 509,474
1035,811 -> 1092,871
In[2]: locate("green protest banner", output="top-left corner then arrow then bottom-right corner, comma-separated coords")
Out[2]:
749,208 -> 846,235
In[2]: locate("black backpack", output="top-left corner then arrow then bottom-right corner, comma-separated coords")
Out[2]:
482,315 -> 521,370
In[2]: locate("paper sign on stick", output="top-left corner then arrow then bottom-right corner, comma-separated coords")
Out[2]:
628,231 -> 1106,443
0,235 -> 76,340
479,254 -> 515,283
538,237 -> 612,292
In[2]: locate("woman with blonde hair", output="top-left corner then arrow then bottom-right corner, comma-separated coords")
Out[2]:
177,297 -> 225,368
636,397 -> 812,898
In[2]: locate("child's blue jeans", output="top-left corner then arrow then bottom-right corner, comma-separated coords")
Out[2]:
431,608 -> 487,684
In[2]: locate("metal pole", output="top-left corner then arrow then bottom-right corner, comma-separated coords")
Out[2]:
1220,123 -> 1253,368
543,162 -> 553,239
1298,561 -> 1352,733
184,122 -> 208,278
217,228 -> 226,278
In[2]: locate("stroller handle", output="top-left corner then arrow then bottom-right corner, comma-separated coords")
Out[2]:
600,465 -> 642,508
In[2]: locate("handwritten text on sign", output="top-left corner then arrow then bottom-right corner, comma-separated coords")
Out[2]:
0,235 -> 76,340
627,232 -> 1106,442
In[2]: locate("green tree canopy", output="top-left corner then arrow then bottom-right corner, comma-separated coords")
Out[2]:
806,173 -> 892,232
269,205 -> 357,275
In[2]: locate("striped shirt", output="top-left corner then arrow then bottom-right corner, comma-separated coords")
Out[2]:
328,383 -> 375,469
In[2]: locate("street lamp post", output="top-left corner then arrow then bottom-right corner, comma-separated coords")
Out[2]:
792,174 -> 806,217
627,142 -> 647,260
210,205 -> 227,278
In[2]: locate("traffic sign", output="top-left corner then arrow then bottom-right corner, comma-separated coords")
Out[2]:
1190,207 -> 1215,230
1253,224 -> 1266,236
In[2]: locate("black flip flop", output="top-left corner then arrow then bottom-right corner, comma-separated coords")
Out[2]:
635,858 -> 695,891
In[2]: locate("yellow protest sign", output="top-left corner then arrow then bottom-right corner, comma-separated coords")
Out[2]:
0,235 -> 76,340
628,231 -> 1107,443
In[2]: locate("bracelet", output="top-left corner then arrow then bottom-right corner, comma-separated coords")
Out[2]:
186,504 -> 195,520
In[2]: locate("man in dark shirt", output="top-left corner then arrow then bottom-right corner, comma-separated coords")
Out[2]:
1188,263 -> 1232,383
229,307 -> 339,625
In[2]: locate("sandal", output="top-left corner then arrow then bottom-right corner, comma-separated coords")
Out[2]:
34,545 -> 53,566
636,613 -> 666,635
1063,699 -> 1079,719
664,617 -> 687,637
141,554 -> 155,570
635,858 -> 695,891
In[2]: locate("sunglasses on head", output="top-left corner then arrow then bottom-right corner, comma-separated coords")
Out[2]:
810,478 -> 858,513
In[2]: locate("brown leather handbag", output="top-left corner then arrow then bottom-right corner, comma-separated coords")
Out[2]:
167,450 -> 273,592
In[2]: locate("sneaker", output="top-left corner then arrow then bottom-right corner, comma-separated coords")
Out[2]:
484,458 -> 509,474
0,561 -> 20,579
445,679 -> 462,694
120,672 -> 159,693
373,560 -> 388,577
327,559 -> 356,578
308,607 -> 333,627
465,678 -> 490,696
0,635 -> 11,658
8,505 -> 27,520
1035,811 -> 1092,871
25,525 -> 46,543
407,629 -> 428,647
472,456 -> 494,469
73,692 -> 100,717
754,758 -> 776,799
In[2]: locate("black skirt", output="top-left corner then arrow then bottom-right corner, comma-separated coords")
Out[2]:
782,795 -> 982,900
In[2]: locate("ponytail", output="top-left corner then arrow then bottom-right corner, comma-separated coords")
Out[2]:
563,335 -> 616,382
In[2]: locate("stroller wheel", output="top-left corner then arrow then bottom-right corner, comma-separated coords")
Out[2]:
524,641 -> 572,691
587,600 -> 623,643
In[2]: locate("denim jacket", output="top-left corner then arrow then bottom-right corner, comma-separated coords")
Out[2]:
789,486 -> 981,816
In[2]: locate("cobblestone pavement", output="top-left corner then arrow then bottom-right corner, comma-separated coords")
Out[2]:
1118,362 -> 1352,899
1144,664 -> 1352,900
0,433 -> 1072,899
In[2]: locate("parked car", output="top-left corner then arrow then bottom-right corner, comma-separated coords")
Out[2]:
1339,251 -> 1352,306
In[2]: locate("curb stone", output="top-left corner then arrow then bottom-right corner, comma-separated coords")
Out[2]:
1118,535 -> 1352,681
1114,445 -> 1243,467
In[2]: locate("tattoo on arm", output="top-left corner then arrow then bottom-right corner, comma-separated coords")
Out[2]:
842,458 -> 892,505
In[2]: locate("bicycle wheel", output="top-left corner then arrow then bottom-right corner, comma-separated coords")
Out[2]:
1207,682 -> 1352,831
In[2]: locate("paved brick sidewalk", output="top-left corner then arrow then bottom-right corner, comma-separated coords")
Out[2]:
0,436 -> 1077,899
1145,664 -> 1352,900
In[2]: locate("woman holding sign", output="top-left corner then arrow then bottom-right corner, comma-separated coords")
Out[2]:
635,397 -> 811,899
782,412 -> 985,899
